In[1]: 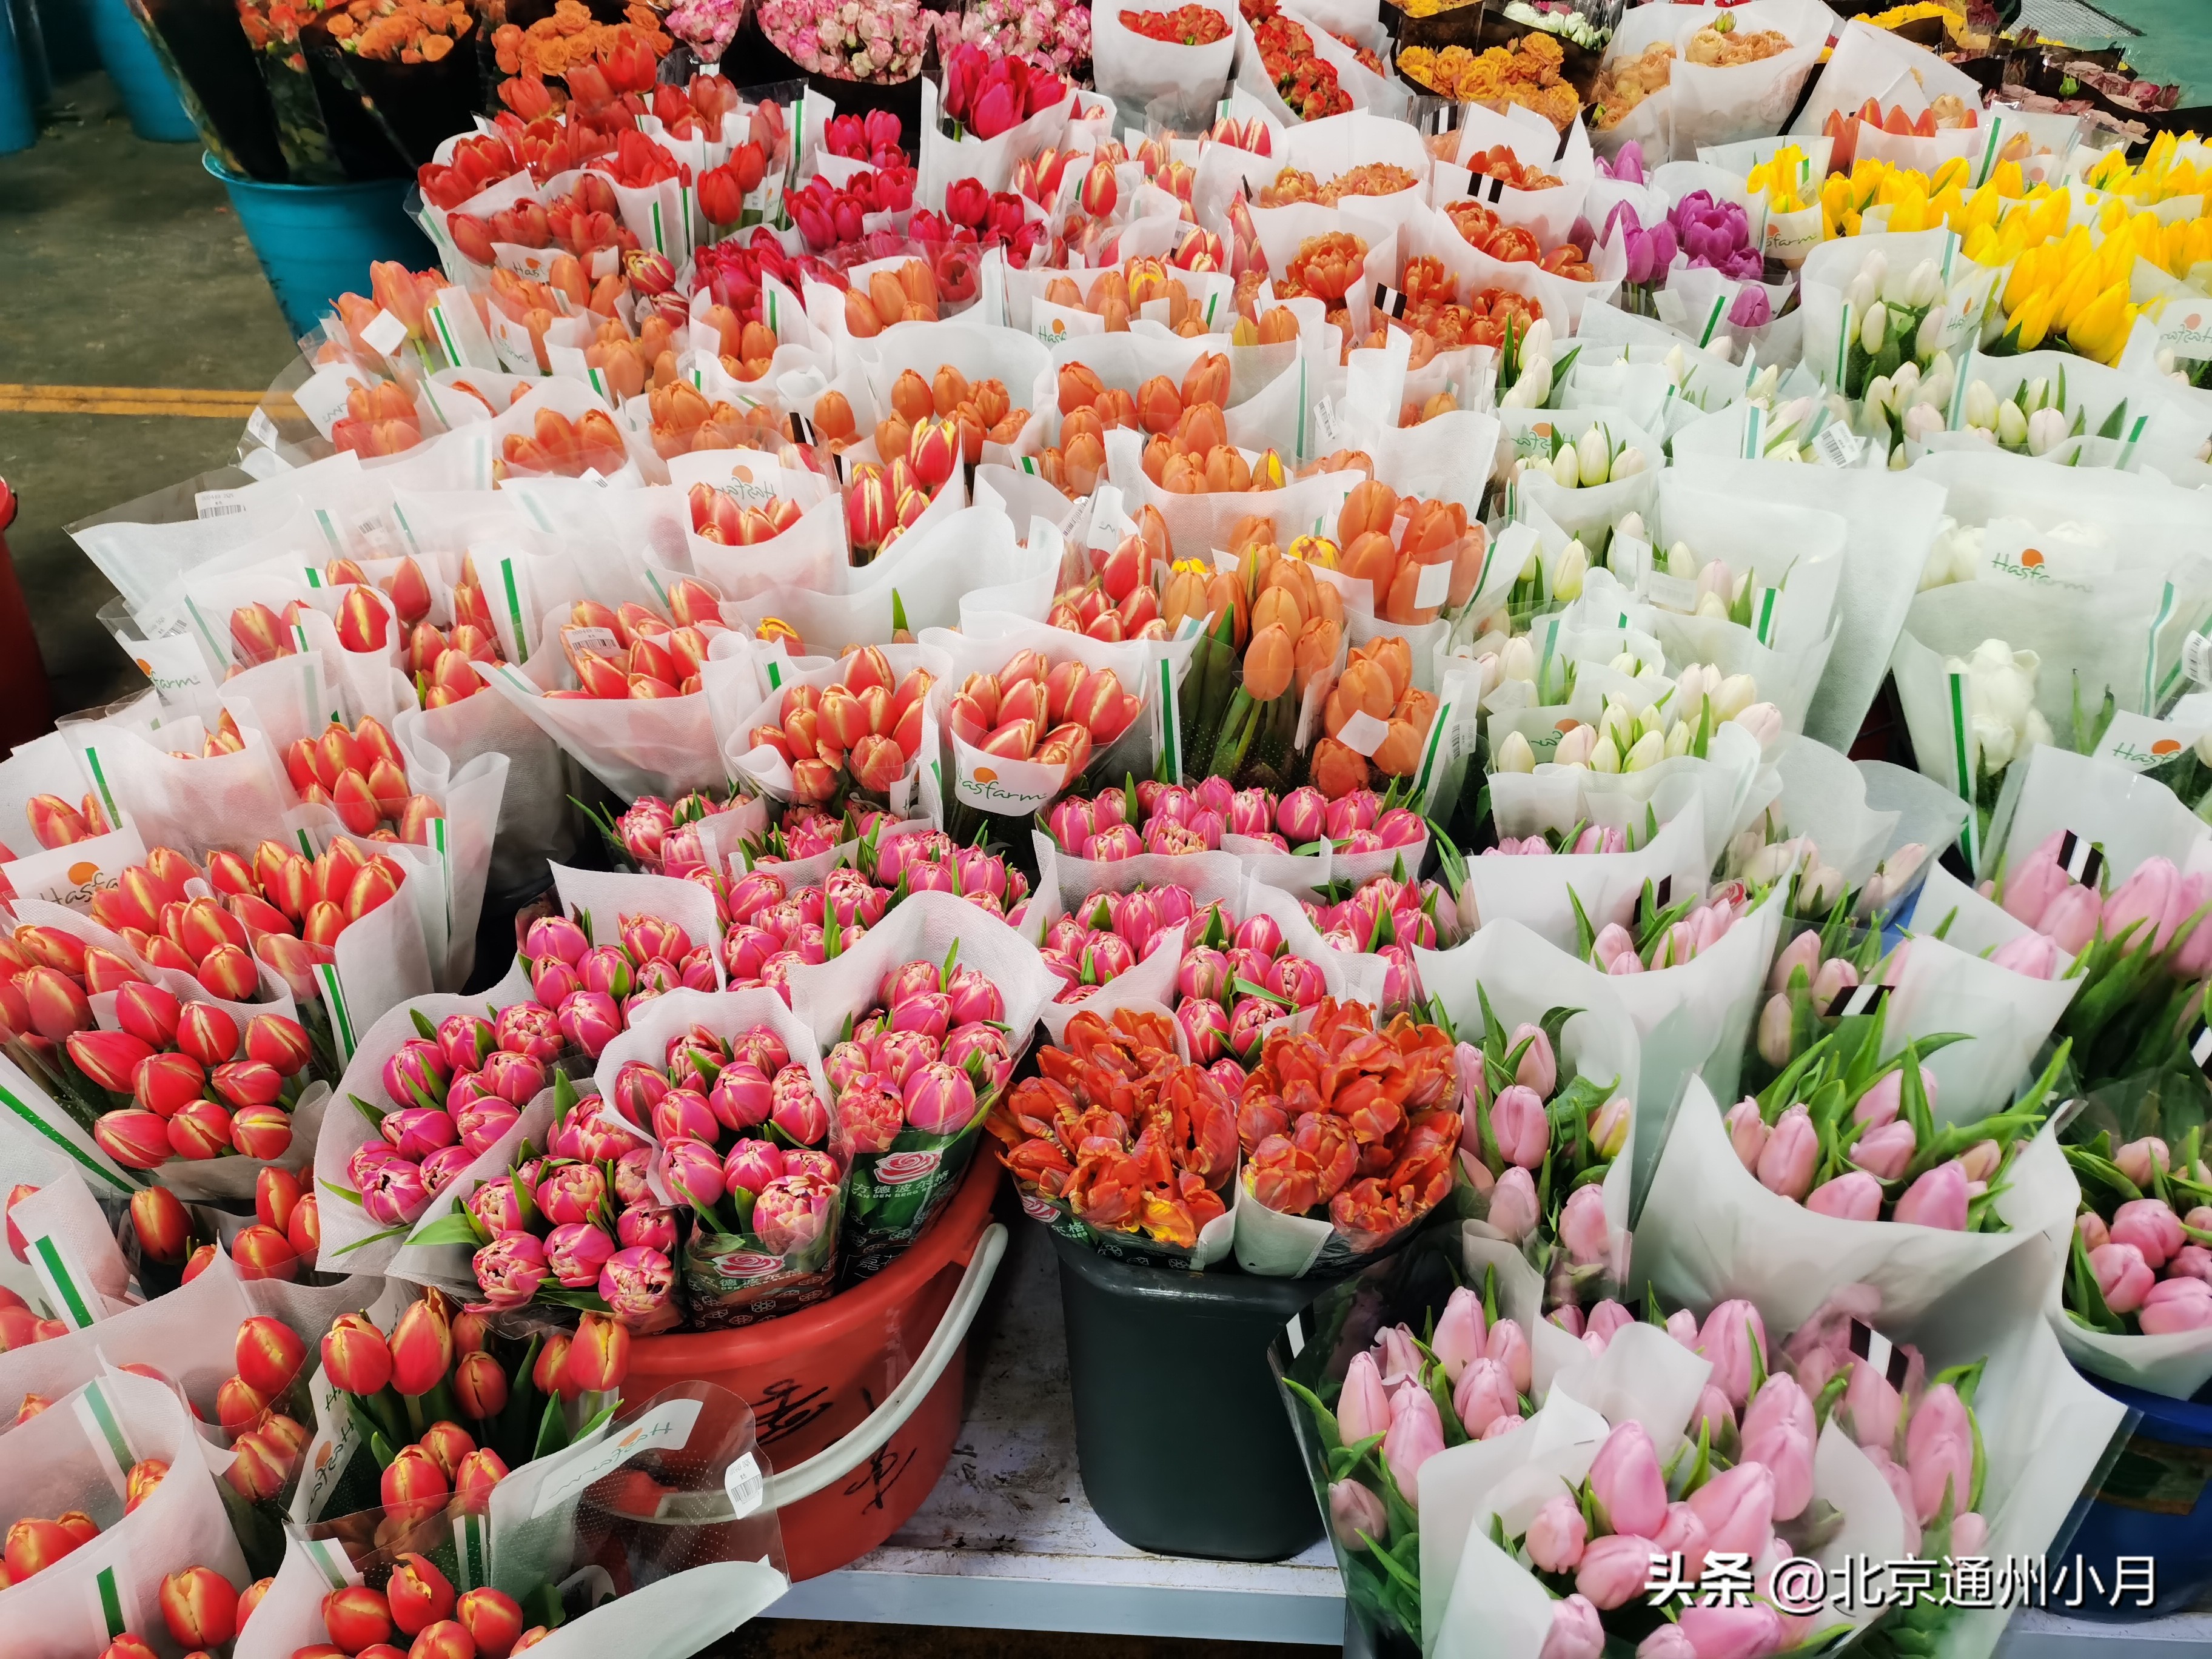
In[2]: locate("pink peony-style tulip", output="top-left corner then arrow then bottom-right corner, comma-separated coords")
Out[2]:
1538,1594 -> 1605,1659
2115,1136 -> 2170,1188
1575,1533 -> 1660,1610
2140,1276 -> 2212,1333
1589,1420 -> 1669,1537
1756,1104 -> 1818,1200
1339,1352 -> 1390,1444
2169,1244 -> 2212,1285
2091,1242 -> 2156,1313
1526,1493 -> 1587,1572
1739,1374 -> 1816,1521
2111,1198 -> 2185,1269
1892,1161 -> 1969,1230
1383,1380 -> 1446,1507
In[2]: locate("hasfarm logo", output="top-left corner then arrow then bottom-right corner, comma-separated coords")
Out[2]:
1989,543 -> 2085,590
973,765 -> 999,783
42,860 -> 116,908
2108,731 -> 2189,767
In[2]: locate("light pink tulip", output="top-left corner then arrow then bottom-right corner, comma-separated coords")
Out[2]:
1686,1461 -> 1775,1560
1587,1300 -> 1635,1347
1492,1083 -> 1552,1169
2091,1241 -> 2155,1312
1755,993 -> 1792,1066
2116,1136 -> 2170,1189
1951,1510 -> 1988,1557
1590,1420 -> 1669,1537
1488,1316 -> 1533,1393
1384,1379 -> 1447,1507
1810,957 -> 1858,1005
1454,1356 -> 1518,1438
1666,1309 -> 1700,1348
1697,1299 -> 1768,1407
1592,922 -> 1638,970
1756,1104 -> 1818,1200
2077,1211 -> 2110,1252
1725,1098 -> 1769,1173
2168,1244 -> 2212,1284
1561,1184 -> 1612,1264
1906,1384 -> 1974,1524
1852,1119 -> 1919,1182
1808,1170 -> 1884,1220
1489,1165 -> 1541,1242
1432,1286 -> 1486,1382
1538,1594 -> 1605,1659
1339,1352 -> 1391,1443
1892,1161 -> 1969,1230
1638,1627 -> 1697,1659
1690,1385 -> 1736,1449
2000,852 -> 2070,925
1678,1604 -> 1784,1659
1575,1532 -> 1661,1610
1766,930 -> 1820,995
1512,1023 -> 1558,1096
1863,1445 -> 1921,1554
2104,857 -> 2179,948
2036,884 -> 2102,954
1844,1356 -> 1903,1455
1652,1499 -> 1710,1578
1740,1374 -> 1816,1520
1526,1492 -> 1588,1572
2112,1198 -> 2185,1269
2140,1276 -> 2212,1333
1483,1412 -> 1524,1439
1329,1479 -> 1387,1549
1989,933 -> 2059,978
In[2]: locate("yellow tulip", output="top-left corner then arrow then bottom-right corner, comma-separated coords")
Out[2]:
2067,283 -> 2135,365
2009,286 -> 2059,352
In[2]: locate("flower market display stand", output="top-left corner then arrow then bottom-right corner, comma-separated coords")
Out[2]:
765,1220 -> 2212,1652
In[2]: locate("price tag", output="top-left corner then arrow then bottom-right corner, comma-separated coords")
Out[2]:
1414,559 -> 1453,608
565,626 -> 622,659
1638,570 -> 1700,612
724,1451 -> 765,1518
1827,983 -> 1888,1019
195,490 -> 247,519
360,308 -> 410,357
1337,709 -> 1389,756
1812,424 -> 1868,469
2184,630 -> 2212,688
246,406 -> 281,450
1311,397 -> 1344,449
1610,535 -> 1652,583
292,366 -> 363,438
2055,829 -> 2105,887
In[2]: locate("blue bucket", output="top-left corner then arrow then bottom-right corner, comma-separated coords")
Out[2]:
85,0 -> 191,141
2057,1369 -> 2212,1621
0,0 -> 36,153
203,152 -> 437,340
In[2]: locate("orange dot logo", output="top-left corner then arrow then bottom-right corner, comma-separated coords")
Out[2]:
733,464 -> 754,484
2020,549 -> 2045,568
2187,312 -> 2204,330
1555,717 -> 1581,734
67,862 -> 98,886
1533,423 -> 1555,439
974,766 -> 999,783
1051,318 -> 1066,335
135,659 -> 153,675
2154,739 -> 2182,756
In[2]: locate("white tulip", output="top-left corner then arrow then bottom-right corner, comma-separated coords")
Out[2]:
1664,344 -> 1688,385
1957,638 -> 2040,737
1522,318 -> 1553,362
2023,706 -> 2055,752
1973,715 -> 2017,773
1624,730 -> 1665,772
2157,346 -> 2178,375
1888,446 -> 1910,470
1472,651 -> 1503,698
1887,361 -> 1919,413
1495,730 -> 1537,773
1800,862 -> 1846,913
1503,355 -> 1553,408
1861,301 -> 1888,356
1863,374 -> 1894,416
1772,397 -> 1814,439
1501,635 -> 1537,682
1555,723 -> 1597,766
2022,375 -> 2051,413
1696,591 -> 1730,618
1666,540 -> 1696,578
1733,702 -> 1785,751
1775,445 -> 1805,463
1519,542 -> 1541,581
1677,662 -> 1718,706
1746,364 -> 1780,404
1963,380 -> 1998,431
1610,446 -> 1649,478
1714,672 -> 1758,722
1665,718 -> 1695,758
2026,407 -> 2066,456
1919,350 -> 1954,411
1902,403 -> 1944,443
1915,304 -> 1948,360
1744,842 -> 1800,885
1615,511 -> 1647,546
1577,427 -> 1612,488
1552,539 -> 1588,600
2195,729 -> 2212,768
1600,699 -> 1637,751
1551,446 -> 1581,487
1707,335 -> 1735,364
1638,701 -> 1667,743
1590,735 -> 1623,774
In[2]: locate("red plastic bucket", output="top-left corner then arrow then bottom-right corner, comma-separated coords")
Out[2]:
628,1153 -> 1005,1580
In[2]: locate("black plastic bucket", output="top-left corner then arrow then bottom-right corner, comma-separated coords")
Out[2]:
1052,1230 -> 1358,1560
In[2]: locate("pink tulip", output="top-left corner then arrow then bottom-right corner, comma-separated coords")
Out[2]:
2091,1241 -> 2156,1313
1905,1384 -> 1974,1524
2171,907 -> 2212,978
1810,957 -> 1858,1006
1329,1479 -> 1387,1549
1678,1604 -> 1784,1659
1384,1380 -> 1447,1507
2115,1136 -> 2170,1188
1453,1357 -> 1518,1438
1990,933 -> 2060,977
1592,923 -> 1638,970
1855,1065 -> 1935,1128
1725,1099 -> 1768,1173
2111,1198 -> 2185,1269
1483,1412 -> 1524,1439
1652,1499 -> 1710,1579
2169,1244 -> 2212,1284
2077,1211 -> 2111,1252
1863,1445 -> 1921,1554
1488,1317 -> 1533,1393
1689,1386 -> 1735,1449
1539,1594 -> 1606,1659
2140,1276 -> 2212,1333
1561,1184 -> 1611,1265
1590,1421 -> 1669,1537
1511,1024 -> 1558,1096
1587,1301 -> 1634,1347
2036,884 -> 2102,954
1686,1461 -> 1775,1560
2105,857 -> 2180,948
1851,1119 -> 1919,1182
1575,1532 -> 1661,1610
1843,1356 -> 1903,1455
1960,1138 -> 2003,1182
1491,1084 -> 1551,1168
1766,930 -> 1820,995
1526,1493 -> 1588,1572
1552,1304 -> 1585,1338
1339,1352 -> 1391,1444
1756,1104 -> 1818,1201
1488,1165 -> 1541,1242
1740,1374 -> 1816,1520
1808,1170 -> 1883,1220
1377,1323 -> 1423,1386
1698,1300 -> 1768,1407
1892,1161 -> 1969,1230
1638,1627 -> 1697,1659
1951,1510 -> 1988,1557
1432,1287 -> 1487,1382
2000,853 -> 2071,925
1667,1309 -> 1700,1349
1755,993 -> 1793,1067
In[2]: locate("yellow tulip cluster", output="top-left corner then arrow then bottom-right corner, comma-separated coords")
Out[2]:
2083,132 -> 2212,207
1818,155 -> 2073,263
1746,144 -> 1815,213
2091,195 -> 2212,281
2000,224 -> 2139,364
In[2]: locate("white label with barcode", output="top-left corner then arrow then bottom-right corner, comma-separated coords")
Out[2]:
1638,571 -> 1700,612
1813,424 -> 1868,469
246,406 -> 281,449
725,1451 -> 765,1518
2184,631 -> 2212,687
195,490 -> 247,519
360,308 -> 410,357
565,626 -> 622,659
1311,397 -> 1343,449
1337,709 -> 1390,756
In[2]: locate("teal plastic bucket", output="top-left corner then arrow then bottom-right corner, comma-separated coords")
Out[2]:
85,0 -> 192,141
0,0 -> 36,152
203,152 -> 436,340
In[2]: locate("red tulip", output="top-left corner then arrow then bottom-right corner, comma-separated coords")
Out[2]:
130,1184 -> 190,1263
386,1553 -> 457,1637
166,1098 -> 233,1160
176,1001 -> 241,1067
390,1296 -> 454,1396
159,1566 -> 241,1648
231,1104 -> 293,1161
382,1443 -> 451,1528
288,1190 -> 321,1265
453,1446 -> 509,1515
230,1222 -> 299,1281
22,966 -> 91,1041
216,1374 -> 270,1433
94,1108 -> 172,1170
323,1583 -> 395,1654
255,1165 -> 302,1232
5,1515 -> 78,1579
67,1028 -> 155,1093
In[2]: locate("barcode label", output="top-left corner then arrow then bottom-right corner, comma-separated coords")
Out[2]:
1813,424 -> 1868,469
2184,631 -> 2212,687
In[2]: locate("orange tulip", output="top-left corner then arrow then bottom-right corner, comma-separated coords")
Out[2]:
1310,736 -> 1371,799
1244,625 -> 1295,702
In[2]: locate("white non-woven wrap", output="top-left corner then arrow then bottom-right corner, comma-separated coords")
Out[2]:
1791,19 -> 1986,145
1669,456 -> 1948,754
1633,1077 -> 2076,1332
1492,719 -> 1770,870
1895,863 -> 2083,1125
1977,743 -> 2210,890
1465,788 -> 1712,950
1091,0 -> 1237,118
0,1370 -> 253,1659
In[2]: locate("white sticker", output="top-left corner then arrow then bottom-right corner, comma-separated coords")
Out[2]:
195,489 -> 247,519
1413,559 -> 1453,608
1312,397 -> 1344,450
292,366 -> 364,438
547,343 -> 593,381
724,1450 -> 765,1518
360,308 -> 411,357
1337,709 -> 1390,756
1610,535 -> 1652,582
2184,631 -> 2212,688
1813,424 -> 1868,469
531,1398 -> 705,1520
246,407 -> 281,450
1637,571 -> 1700,612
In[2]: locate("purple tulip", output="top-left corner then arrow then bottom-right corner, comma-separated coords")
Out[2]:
1728,286 -> 1772,329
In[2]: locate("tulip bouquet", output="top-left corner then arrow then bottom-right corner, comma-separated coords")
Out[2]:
608,1007 -> 848,1324
1581,876 -> 1761,976
2062,1129 -> 2212,1347
1039,882 -> 1226,1010
1825,249 -> 1955,404
1241,0 -> 1355,121
548,585 -> 733,704
290,1550 -> 539,1658
1233,997 -> 1460,1269
868,364 -> 1034,497
718,862 -> 893,998
1031,257 -> 1227,344
1178,537 -> 1343,789
1746,908 -> 1905,1082
310,1291 -> 628,1530
457,1071 -> 674,1332
518,911 -> 719,1064
945,646 -> 1148,817
592,789 -> 754,879
989,1007 -> 1241,1263
742,645 -> 937,807
1513,420 -> 1653,495
934,39 -> 1070,142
